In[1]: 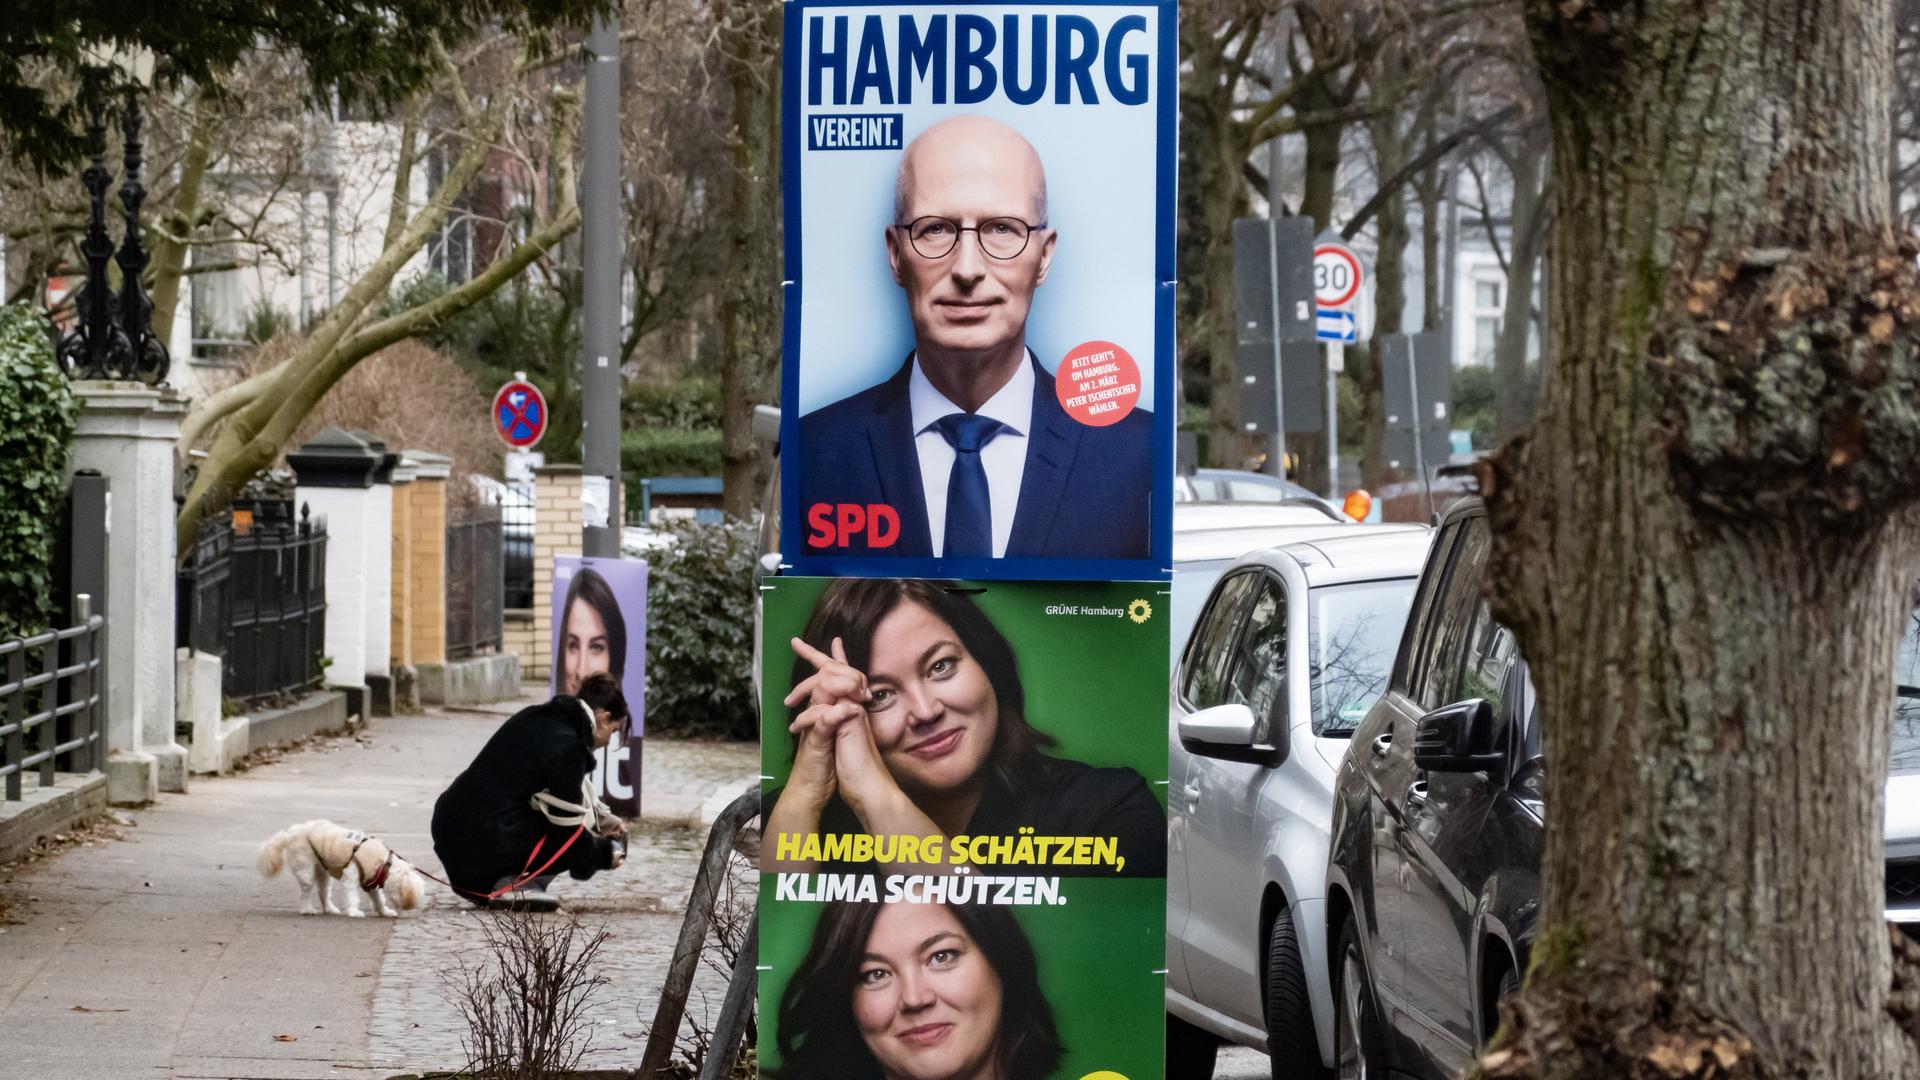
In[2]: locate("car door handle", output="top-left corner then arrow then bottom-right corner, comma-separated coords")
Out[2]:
1371,733 -> 1393,759
1405,779 -> 1429,808
1181,782 -> 1202,808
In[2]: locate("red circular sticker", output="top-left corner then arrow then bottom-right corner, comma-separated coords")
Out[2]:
1054,341 -> 1142,427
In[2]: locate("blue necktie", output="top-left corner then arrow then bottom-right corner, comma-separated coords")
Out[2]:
934,413 -> 1007,558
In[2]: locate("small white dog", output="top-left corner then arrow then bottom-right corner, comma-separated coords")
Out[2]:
257,819 -> 426,917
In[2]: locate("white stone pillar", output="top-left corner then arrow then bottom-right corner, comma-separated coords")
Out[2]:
289,428 -> 384,718
365,452 -> 397,713
65,381 -> 188,803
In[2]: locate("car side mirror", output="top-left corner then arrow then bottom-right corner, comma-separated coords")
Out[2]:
1413,699 -> 1504,775
1179,703 -> 1257,747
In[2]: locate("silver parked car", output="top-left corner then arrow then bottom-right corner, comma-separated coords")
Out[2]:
1167,527 -> 1430,1078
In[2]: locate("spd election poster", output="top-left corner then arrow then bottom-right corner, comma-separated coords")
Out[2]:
778,0 -> 1177,583
758,576 -> 1170,1079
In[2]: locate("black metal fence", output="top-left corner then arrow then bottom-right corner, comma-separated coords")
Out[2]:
448,504 -> 505,659
176,499 -> 329,702
1,597 -> 105,801
177,514 -> 230,658
502,480 -> 535,610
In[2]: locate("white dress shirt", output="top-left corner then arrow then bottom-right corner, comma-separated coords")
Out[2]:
908,352 -> 1034,558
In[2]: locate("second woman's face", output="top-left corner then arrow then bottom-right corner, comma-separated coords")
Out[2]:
853,903 -> 1006,1080
863,601 -> 1000,798
562,599 -> 610,697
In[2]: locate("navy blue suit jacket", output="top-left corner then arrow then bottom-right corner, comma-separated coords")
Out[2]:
797,355 -> 1152,558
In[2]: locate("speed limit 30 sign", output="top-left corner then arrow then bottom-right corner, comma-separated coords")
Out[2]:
1314,241 -> 1364,309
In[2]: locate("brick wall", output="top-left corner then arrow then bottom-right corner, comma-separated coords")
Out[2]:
408,474 -> 448,665
390,476 -> 414,668
527,465 -> 584,684
504,610 -> 539,678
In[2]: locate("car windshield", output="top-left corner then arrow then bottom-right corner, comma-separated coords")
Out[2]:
1170,559 -> 1236,662
1895,600 -> 1920,775
1310,579 -> 1418,737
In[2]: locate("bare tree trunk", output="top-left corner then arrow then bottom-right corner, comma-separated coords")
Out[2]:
1417,160 -> 1445,333
177,75 -> 576,555
1288,116 -> 1343,492
716,0 -> 781,519
1186,30 -> 1255,469
1361,108 -> 1407,491
1493,121 -> 1547,440
149,95 -> 217,347
1484,0 -> 1920,1074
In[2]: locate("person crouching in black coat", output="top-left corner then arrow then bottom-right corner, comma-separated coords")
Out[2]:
432,673 -> 630,910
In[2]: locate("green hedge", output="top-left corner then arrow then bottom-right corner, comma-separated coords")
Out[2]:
622,426 -> 722,491
0,305 -> 77,640
626,375 -> 720,430
644,518 -> 759,739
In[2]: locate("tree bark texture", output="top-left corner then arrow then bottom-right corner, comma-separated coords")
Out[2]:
176,78 -> 576,555
1418,160 -> 1447,333
1482,1 -> 1920,1076
1185,25 -> 1256,469
1494,121 -> 1549,440
1289,115 -> 1345,491
1363,109 -> 1408,490
716,0 -> 781,520
149,97 -> 217,348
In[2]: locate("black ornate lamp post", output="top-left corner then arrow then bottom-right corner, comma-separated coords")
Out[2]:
55,83 -> 170,386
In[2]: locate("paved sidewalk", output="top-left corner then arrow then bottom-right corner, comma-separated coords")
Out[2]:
0,693 -> 758,1080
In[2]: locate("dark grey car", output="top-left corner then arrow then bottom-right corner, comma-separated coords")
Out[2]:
1325,500 -> 1920,1079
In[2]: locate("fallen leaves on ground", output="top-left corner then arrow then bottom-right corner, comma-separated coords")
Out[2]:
0,815 -> 132,924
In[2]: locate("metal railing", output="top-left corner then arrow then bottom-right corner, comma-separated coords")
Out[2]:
502,480 -> 535,611
1,596 -> 105,801
177,514 -> 232,658
447,505 -> 505,659
224,500 -> 328,701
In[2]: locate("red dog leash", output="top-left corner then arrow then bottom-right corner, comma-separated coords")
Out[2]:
402,825 -> 587,902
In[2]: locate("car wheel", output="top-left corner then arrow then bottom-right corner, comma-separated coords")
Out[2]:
1498,966 -> 1521,1002
1483,962 -> 1521,1043
1167,1013 -> 1218,1080
1332,916 -> 1388,1080
1264,906 -> 1329,1079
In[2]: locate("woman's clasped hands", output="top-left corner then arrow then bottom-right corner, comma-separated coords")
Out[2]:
781,636 -> 907,821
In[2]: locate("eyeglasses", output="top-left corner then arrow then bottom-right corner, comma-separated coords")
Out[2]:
895,216 -> 1048,261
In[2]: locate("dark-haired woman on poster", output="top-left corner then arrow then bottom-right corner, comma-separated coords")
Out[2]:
764,579 -> 1165,877
556,566 -> 627,695
771,900 -> 1064,1080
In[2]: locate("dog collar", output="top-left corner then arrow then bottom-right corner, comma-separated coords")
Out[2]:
362,851 -> 393,892
345,834 -> 389,892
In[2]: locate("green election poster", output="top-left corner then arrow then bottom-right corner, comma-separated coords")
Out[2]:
759,577 -> 1170,1079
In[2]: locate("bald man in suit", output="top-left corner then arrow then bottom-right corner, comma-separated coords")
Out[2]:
797,115 -> 1151,560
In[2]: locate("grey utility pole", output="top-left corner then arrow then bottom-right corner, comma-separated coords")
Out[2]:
580,15 -> 623,557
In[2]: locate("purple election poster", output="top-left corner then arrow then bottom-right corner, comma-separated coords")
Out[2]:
551,555 -> 647,817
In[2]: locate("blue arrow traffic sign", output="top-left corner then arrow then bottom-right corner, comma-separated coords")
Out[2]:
1316,309 -> 1358,343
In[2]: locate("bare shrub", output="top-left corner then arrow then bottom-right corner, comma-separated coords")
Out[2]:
647,851 -> 758,1079
219,336 -> 503,488
443,911 -> 615,1080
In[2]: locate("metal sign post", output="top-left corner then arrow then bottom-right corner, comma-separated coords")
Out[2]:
1314,239 -> 1364,498
1326,340 -> 1341,496
580,16 -> 622,556
1405,336 -> 1430,516
1263,220 -> 1287,477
